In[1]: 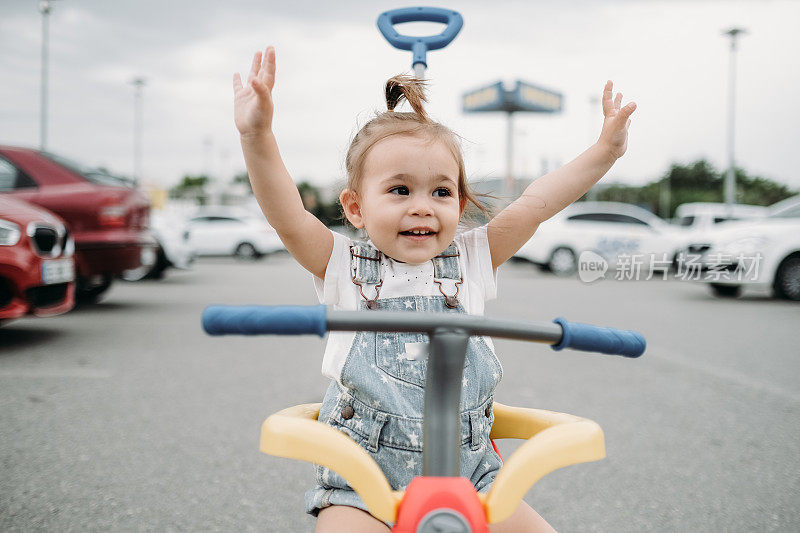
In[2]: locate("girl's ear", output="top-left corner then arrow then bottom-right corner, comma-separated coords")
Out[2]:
339,189 -> 365,228
459,194 -> 467,216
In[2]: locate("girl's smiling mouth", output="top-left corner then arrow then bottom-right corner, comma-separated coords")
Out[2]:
399,227 -> 437,239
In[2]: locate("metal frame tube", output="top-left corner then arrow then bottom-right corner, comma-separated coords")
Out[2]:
423,328 -> 469,476
326,310 -> 563,344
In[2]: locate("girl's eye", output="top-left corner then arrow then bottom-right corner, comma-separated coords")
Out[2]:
434,188 -> 452,197
389,186 -> 409,195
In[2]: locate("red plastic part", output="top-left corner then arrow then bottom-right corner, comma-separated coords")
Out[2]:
393,477 -> 488,533
491,439 -> 503,463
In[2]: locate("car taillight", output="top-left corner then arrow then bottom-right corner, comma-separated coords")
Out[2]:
99,204 -> 127,228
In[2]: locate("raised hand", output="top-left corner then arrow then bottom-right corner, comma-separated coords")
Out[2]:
597,80 -> 636,159
233,47 -> 277,136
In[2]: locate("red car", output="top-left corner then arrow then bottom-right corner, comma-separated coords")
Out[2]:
0,195 -> 75,323
0,146 -> 156,302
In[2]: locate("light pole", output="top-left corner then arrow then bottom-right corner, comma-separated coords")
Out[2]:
39,0 -> 58,151
131,77 -> 146,186
723,27 -> 747,212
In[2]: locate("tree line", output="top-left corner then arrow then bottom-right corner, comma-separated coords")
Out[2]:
588,159 -> 796,218
169,159 -> 797,223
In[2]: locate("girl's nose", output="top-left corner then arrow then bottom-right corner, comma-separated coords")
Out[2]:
409,196 -> 434,216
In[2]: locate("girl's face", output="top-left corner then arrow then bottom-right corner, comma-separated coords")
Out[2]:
341,134 -> 464,265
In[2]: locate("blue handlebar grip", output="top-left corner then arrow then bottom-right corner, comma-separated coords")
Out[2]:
551,318 -> 645,358
202,305 -> 327,337
377,7 -> 463,68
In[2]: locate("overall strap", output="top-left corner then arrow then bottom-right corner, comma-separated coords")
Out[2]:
432,242 -> 463,309
350,241 -> 381,284
432,242 -> 461,280
350,241 -> 382,309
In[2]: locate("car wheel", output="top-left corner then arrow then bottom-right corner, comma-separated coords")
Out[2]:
76,274 -> 113,304
121,265 -> 151,282
773,253 -> 800,301
234,242 -> 261,261
548,247 -> 577,276
145,247 -> 170,280
709,283 -> 741,298
122,245 -> 163,282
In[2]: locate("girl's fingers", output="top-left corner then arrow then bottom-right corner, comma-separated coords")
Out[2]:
602,80 -> 614,116
250,77 -> 268,98
262,46 -> 276,90
623,101 -> 637,116
615,102 -> 637,128
247,51 -> 262,83
233,72 -> 243,92
614,93 -> 623,110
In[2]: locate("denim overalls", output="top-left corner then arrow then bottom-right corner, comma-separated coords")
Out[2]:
305,240 -> 504,520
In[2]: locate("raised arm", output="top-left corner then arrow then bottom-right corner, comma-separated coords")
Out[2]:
486,80 -> 637,270
234,47 -> 333,279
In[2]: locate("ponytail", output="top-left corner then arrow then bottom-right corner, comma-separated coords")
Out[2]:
385,75 -> 429,122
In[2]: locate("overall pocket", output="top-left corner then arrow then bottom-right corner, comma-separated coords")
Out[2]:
375,331 -> 470,388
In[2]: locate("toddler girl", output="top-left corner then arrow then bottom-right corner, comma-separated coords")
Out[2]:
233,47 -> 636,533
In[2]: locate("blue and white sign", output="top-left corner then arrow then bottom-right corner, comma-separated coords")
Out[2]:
462,81 -> 506,113
513,81 -> 563,113
463,80 -> 563,114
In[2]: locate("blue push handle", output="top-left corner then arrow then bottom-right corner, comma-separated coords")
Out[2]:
551,318 -> 646,358
202,304 -> 327,337
377,7 -> 463,68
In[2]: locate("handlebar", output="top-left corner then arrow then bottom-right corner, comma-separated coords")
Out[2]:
376,7 -> 463,72
202,304 -> 645,358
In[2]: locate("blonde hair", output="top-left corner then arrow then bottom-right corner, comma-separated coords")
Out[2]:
343,75 -> 492,224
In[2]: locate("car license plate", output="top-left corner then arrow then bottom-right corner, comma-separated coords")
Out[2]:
41,258 -> 75,285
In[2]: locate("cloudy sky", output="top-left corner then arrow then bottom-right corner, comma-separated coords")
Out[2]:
1,0 -> 798,195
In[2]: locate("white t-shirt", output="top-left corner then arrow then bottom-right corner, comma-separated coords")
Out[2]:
313,225 -> 499,383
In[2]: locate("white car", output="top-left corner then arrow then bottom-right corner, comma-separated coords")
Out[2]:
689,195 -> 800,300
674,202 -> 768,230
185,207 -> 284,259
122,211 -> 196,281
514,201 -> 685,275
673,202 -> 768,254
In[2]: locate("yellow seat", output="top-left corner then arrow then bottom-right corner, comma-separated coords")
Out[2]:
260,402 -> 605,525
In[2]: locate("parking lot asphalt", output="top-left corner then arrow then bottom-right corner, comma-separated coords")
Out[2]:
1,253 -> 798,532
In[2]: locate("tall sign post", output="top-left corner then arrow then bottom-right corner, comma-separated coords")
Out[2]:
463,80 -> 563,200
